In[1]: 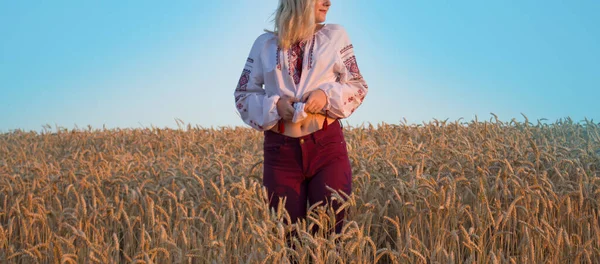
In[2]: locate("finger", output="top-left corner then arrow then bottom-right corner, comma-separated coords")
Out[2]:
284,96 -> 293,104
313,103 -> 323,113
304,103 -> 312,113
304,97 -> 313,108
314,105 -> 321,113
307,102 -> 317,113
282,95 -> 295,103
285,107 -> 295,118
310,100 -> 323,112
311,105 -> 319,113
288,108 -> 296,118
285,104 -> 295,112
301,93 -> 310,102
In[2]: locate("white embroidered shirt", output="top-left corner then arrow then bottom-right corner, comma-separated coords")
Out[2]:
233,24 -> 368,131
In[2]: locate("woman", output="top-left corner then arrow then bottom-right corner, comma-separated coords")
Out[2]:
233,0 -> 368,236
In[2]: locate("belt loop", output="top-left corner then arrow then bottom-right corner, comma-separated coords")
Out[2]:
278,119 -> 285,133
322,111 -> 328,131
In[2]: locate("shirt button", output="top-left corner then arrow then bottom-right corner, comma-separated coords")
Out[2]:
300,139 -> 304,144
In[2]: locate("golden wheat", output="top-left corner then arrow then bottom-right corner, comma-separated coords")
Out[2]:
0,116 -> 599,263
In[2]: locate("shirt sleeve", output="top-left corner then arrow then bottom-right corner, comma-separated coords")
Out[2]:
316,26 -> 368,119
233,34 -> 281,131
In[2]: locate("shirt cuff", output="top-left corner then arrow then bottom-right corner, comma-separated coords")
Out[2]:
318,87 -> 331,112
265,94 -> 282,126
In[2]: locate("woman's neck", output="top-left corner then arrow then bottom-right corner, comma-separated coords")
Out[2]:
314,23 -> 325,33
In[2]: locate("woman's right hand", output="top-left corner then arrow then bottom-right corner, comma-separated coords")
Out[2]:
276,95 -> 298,121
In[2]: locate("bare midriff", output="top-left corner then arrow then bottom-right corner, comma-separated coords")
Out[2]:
269,113 -> 337,138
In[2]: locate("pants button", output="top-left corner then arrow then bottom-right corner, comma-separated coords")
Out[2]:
300,139 -> 304,144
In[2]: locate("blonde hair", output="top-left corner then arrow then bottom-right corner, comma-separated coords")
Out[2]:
265,0 -> 316,49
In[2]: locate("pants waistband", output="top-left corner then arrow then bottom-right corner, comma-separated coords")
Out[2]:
264,119 -> 341,144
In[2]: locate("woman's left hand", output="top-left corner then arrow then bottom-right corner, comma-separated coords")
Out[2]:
301,89 -> 327,114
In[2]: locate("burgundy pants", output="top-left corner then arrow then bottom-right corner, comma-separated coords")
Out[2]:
263,120 -> 352,235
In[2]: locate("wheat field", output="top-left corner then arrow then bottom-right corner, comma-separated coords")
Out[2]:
1,115 -> 599,263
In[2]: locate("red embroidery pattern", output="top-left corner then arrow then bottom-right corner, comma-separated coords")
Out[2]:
288,40 -> 307,84
249,120 -> 263,130
357,88 -> 366,102
344,87 -> 366,107
234,94 -> 245,102
308,35 -> 316,69
340,44 -> 353,54
236,69 -> 251,91
235,95 -> 247,112
276,47 -> 281,70
275,36 -> 316,76
343,56 -> 362,80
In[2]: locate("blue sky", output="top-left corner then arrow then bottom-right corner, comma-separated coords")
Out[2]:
1,1 -> 599,133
